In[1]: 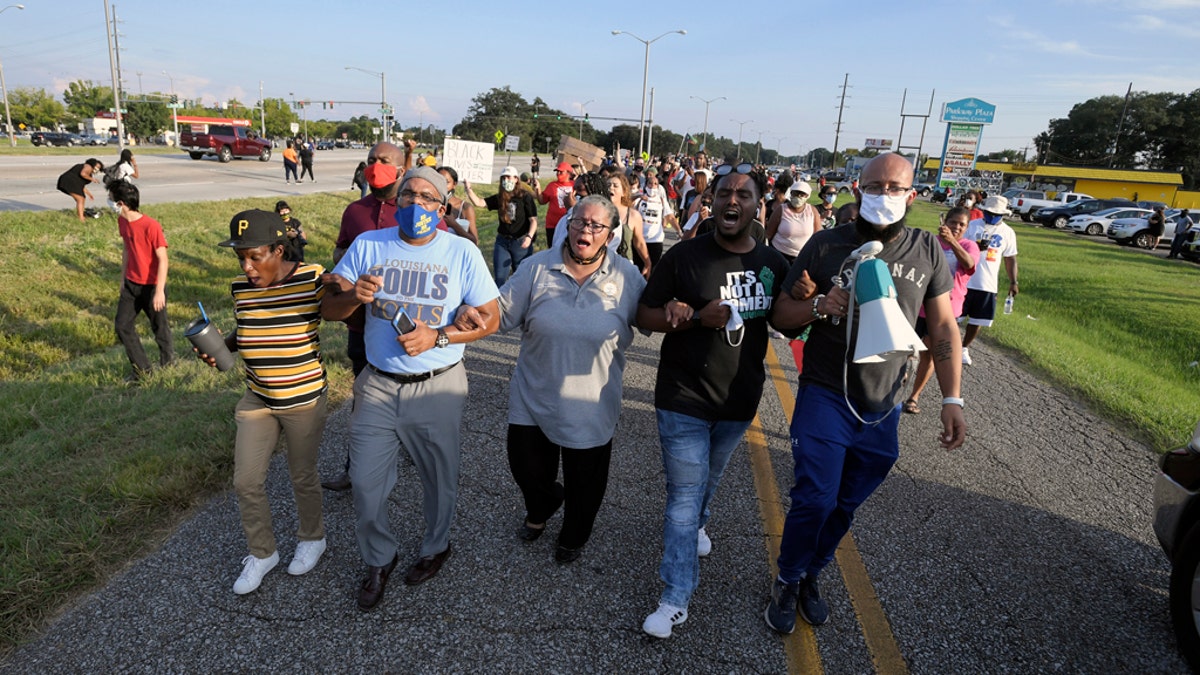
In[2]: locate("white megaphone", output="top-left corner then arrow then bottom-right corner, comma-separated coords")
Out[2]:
846,245 -> 925,364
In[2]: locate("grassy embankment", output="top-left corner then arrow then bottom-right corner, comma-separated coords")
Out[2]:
1,188 -> 1197,656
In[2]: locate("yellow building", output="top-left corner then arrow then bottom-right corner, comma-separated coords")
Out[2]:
922,160 -> 1200,208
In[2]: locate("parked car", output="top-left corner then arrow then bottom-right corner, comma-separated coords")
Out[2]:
1153,419 -> 1200,670
1137,200 -> 1170,211
1035,198 -> 1134,229
1180,228 -> 1200,261
1107,209 -> 1188,248
914,183 -> 935,197
316,140 -> 335,150
79,133 -> 110,146
1014,191 -> 1094,221
30,131 -> 82,147
1065,207 -> 1152,235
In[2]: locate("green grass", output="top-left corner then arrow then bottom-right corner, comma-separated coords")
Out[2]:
0,140 -> 182,157
903,201 -> 1200,450
1,184 -> 1196,656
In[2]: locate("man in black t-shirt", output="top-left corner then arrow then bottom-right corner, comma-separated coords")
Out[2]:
764,153 -> 966,635
635,168 -> 789,639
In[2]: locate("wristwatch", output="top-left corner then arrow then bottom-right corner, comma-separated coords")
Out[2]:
435,329 -> 450,348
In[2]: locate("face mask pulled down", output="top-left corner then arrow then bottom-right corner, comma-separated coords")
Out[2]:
395,203 -> 440,239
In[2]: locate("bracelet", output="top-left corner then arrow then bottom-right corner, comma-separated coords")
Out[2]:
942,397 -> 964,407
811,294 -> 828,322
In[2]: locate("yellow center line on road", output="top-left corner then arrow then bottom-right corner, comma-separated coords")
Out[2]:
749,342 -> 910,675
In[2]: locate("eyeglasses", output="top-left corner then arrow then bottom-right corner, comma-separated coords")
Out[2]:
860,185 -> 913,197
567,218 -> 611,234
399,189 -> 443,207
714,162 -> 754,177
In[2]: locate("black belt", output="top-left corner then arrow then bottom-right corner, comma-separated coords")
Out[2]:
369,362 -> 458,384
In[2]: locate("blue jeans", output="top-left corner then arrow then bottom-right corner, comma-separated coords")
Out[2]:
776,385 -> 900,583
492,234 -> 532,286
655,409 -> 752,608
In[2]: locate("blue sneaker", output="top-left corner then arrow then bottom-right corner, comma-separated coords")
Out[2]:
797,575 -> 829,626
764,578 -> 801,634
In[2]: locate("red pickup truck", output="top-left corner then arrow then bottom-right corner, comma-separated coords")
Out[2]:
180,124 -> 272,163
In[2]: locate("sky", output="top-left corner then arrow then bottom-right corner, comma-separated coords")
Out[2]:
4,0 -> 1199,160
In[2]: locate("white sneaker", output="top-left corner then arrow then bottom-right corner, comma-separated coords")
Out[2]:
697,527 -> 712,558
233,551 -> 279,595
287,538 -> 326,576
642,603 -> 688,638
961,347 -> 972,366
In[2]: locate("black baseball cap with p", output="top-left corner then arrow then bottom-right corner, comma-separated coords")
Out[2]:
219,209 -> 287,248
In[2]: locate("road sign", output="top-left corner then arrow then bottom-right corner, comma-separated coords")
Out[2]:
504,135 -> 520,152
290,122 -> 300,134
378,106 -> 393,116
166,103 -> 183,109
494,130 -> 504,144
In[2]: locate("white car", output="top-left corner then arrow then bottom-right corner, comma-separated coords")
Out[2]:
1108,209 -> 1187,248
1067,207 -> 1152,236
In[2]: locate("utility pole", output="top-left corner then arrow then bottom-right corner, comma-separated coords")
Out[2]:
1111,82 -> 1133,168
258,81 -> 266,137
831,73 -> 850,171
136,71 -> 142,95
896,88 -> 934,174
103,1 -> 125,148
646,87 -> 655,158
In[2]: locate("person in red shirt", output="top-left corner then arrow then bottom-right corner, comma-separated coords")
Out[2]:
109,181 -> 174,382
539,161 -> 576,251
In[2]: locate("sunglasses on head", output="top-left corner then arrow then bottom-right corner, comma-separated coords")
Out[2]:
714,162 -> 754,177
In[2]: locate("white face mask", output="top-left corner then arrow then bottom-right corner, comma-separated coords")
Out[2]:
859,193 -> 908,226
964,199 -> 975,208
788,196 -> 805,209
501,178 -> 516,192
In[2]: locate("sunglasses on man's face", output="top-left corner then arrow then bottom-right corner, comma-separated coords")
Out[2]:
714,162 -> 754,177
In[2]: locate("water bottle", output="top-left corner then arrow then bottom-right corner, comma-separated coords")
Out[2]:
1003,294 -> 1014,315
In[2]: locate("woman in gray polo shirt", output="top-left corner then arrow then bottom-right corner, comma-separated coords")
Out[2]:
488,194 -> 646,564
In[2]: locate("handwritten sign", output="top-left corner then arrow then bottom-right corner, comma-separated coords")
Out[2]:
442,139 -> 495,184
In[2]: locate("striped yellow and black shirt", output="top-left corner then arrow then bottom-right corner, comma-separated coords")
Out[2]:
232,262 -> 327,409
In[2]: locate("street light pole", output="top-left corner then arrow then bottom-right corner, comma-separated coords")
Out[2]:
345,66 -> 387,142
612,29 -> 685,159
689,95 -> 725,153
577,99 -> 594,139
0,3 -> 21,148
162,70 -> 178,147
754,129 -> 767,165
731,118 -> 753,162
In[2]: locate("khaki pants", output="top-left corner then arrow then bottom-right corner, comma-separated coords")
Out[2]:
232,391 -> 327,558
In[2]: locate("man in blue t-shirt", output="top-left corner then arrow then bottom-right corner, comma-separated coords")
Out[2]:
323,166 -> 500,611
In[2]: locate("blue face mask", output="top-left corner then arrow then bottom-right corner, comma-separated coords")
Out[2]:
983,213 -> 1003,225
395,203 -> 440,239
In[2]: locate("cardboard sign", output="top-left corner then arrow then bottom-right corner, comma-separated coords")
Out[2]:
554,135 -> 605,173
443,139 -> 496,184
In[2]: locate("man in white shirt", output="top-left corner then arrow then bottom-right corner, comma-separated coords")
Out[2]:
960,195 -> 1019,365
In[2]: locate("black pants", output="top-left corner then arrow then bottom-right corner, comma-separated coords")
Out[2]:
300,161 -> 314,181
115,279 -> 174,375
506,424 -> 612,550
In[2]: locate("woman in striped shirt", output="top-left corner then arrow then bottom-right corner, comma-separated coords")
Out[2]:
196,209 -> 331,596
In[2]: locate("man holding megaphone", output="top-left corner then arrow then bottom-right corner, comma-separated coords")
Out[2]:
764,152 -> 967,634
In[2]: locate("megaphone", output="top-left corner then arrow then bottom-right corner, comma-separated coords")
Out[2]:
846,251 -> 925,364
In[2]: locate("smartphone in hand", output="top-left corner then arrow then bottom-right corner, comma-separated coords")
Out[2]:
392,309 -> 416,335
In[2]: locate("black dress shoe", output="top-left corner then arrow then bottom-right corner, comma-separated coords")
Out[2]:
322,472 -> 352,492
554,545 -> 581,564
517,522 -> 546,542
357,554 -> 399,611
403,545 -> 452,585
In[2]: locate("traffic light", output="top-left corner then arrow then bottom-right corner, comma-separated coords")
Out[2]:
329,101 -> 334,109
556,114 -> 562,120
170,94 -> 178,104
584,113 -> 589,121
533,113 -> 539,118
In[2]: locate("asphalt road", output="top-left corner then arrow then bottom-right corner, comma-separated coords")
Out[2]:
0,321 -> 1186,673
0,148 -> 541,212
